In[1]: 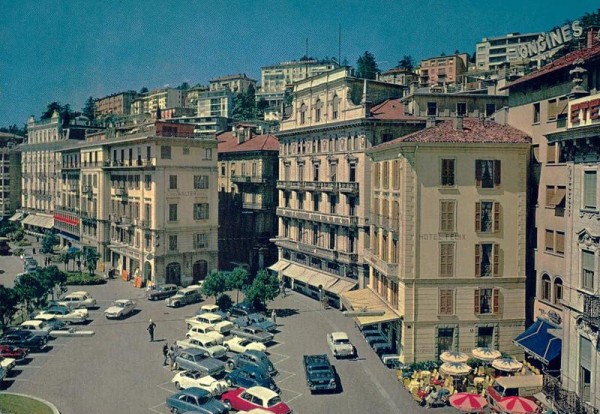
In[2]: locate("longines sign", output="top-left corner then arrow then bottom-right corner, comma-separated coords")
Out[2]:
518,20 -> 583,60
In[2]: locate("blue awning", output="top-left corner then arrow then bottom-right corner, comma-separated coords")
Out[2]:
514,318 -> 561,364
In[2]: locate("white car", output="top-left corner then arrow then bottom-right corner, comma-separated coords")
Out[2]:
188,313 -> 234,335
176,335 -> 227,359
57,291 -> 97,309
171,370 -> 228,396
223,336 -> 267,354
327,331 -> 355,358
0,356 -> 16,372
35,307 -> 88,324
186,323 -> 225,345
104,299 -> 137,319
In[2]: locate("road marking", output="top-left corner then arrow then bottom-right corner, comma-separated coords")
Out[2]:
22,365 -> 43,368
280,388 -> 303,404
8,378 -> 28,382
361,363 -> 399,412
148,402 -> 166,414
157,383 -> 173,394
275,370 -> 295,383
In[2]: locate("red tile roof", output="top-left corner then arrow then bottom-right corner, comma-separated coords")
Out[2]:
371,119 -> 530,150
217,131 -> 279,153
502,43 -> 600,90
369,99 -> 420,120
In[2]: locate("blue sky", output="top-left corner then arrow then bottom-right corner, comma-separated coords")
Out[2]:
0,0 -> 597,127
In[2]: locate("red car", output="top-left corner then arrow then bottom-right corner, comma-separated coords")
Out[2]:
221,386 -> 292,414
0,345 -> 29,361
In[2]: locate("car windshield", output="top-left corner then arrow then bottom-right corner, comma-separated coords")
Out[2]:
267,396 -> 282,407
114,302 -> 126,308
334,338 -> 350,345
196,395 -> 211,405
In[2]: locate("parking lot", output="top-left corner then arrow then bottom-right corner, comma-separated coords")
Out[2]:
1,250 -> 456,413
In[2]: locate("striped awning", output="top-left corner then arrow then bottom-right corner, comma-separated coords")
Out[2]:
268,261 -> 290,273
8,212 -> 24,222
341,288 -> 402,327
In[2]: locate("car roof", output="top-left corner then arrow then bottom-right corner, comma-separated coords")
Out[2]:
21,320 -> 43,326
244,350 -> 267,359
70,291 -> 90,295
238,364 -> 267,375
183,348 -> 207,356
330,332 -> 349,340
114,299 -> 132,304
246,386 -> 278,400
179,387 -> 211,398
201,304 -> 219,310
160,284 -> 178,289
199,313 -> 222,320
189,322 -> 213,329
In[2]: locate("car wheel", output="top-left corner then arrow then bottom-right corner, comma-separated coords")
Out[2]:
227,361 -> 235,370
173,362 -> 179,370
171,408 -> 179,414
226,378 -> 232,387
186,324 -> 191,329
174,381 -> 182,390
224,344 -> 230,352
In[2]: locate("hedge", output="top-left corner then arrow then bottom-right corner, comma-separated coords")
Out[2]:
65,272 -> 106,286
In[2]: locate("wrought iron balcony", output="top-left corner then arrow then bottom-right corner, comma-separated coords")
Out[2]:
582,293 -> 600,328
276,207 -> 358,227
276,180 -> 359,193
231,175 -> 268,184
543,375 -> 599,414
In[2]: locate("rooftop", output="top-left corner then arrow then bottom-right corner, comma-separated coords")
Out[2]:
368,99 -> 419,120
370,118 -> 530,151
210,73 -> 256,82
217,131 -> 279,153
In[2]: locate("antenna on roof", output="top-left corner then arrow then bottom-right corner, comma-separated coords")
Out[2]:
338,24 -> 342,64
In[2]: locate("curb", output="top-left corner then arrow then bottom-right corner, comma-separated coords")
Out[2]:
0,392 -> 60,414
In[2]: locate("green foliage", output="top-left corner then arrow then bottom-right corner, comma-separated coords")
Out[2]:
65,272 -> 106,285
396,55 -> 415,72
226,266 -> 250,303
40,101 -> 79,127
201,271 -> 228,300
356,51 -> 379,80
232,84 -> 259,120
581,8 -> 600,28
140,86 -> 148,94
14,239 -> 31,247
216,293 -> 233,310
82,96 -> 96,121
0,124 -> 26,137
9,228 -> 25,242
244,269 -> 280,309
0,393 -> 55,414
14,273 -> 46,313
0,286 -> 18,328
12,247 -> 23,257
0,221 -> 18,237
83,248 -> 100,276
40,233 -> 58,255
177,82 -> 190,90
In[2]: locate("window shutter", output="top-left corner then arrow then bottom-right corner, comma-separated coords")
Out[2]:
475,244 -> 481,277
475,160 -> 482,185
494,160 -> 501,185
493,288 -> 500,313
474,289 -> 480,314
493,244 -> 499,276
475,202 -> 481,232
493,202 -> 500,232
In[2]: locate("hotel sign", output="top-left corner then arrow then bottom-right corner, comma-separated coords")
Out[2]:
518,21 -> 583,60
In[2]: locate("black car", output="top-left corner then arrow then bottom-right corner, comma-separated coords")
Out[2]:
228,302 -> 256,318
147,284 -> 178,301
0,330 -> 48,352
303,354 -> 337,393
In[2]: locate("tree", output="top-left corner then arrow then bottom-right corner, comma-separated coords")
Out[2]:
232,84 -> 258,121
41,101 -> 63,120
356,51 -> 379,80
226,266 -> 250,303
40,233 -> 58,256
83,248 -> 100,276
82,96 -> 96,122
57,252 -> 70,271
37,266 -> 66,301
140,86 -> 148,94
201,271 -> 228,302
244,269 -> 280,310
177,82 -> 190,90
396,55 -> 415,72
14,273 -> 45,314
0,286 -> 18,329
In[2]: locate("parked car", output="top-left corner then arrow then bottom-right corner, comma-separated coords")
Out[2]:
326,332 -> 355,358
223,337 -> 267,354
188,313 -> 234,335
166,285 -> 203,308
166,387 -> 230,414
221,386 -> 292,414
229,326 -> 273,344
35,306 -> 88,324
186,323 -> 225,344
174,348 -> 226,377
303,354 -> 337,393
228,302 -> 257,318
57,291 -> 97,309
0,367 -> 6,382
0,356 -> 16,372
234,314 -> 276,333
0,330 -> 48,352
104,299 -> 137,319
227,350 -> 277,376
171,370 -> 228,396
176,334 -> 227,359
147,284 -> 178,301
0,345 -> 29,361
18,320 -> 52,338
226,366 -> 279,393
487,375 -> 543,411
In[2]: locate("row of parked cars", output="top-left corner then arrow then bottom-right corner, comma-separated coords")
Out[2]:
147,292 -> 292,414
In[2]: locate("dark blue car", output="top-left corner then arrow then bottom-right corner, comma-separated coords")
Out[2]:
228,350 -> 277,376
166,387 -> 230,414
225,365 -> 279,393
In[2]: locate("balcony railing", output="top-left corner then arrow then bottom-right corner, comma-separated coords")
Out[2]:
103,158 -> 156,168
231,175 -> 268,184
276,180 -> 359,193
276,207 -> 358,227
543,375 -> 599,414
114,188 -> 127,196
583,293 -> 600,328
365,248 -> 399,278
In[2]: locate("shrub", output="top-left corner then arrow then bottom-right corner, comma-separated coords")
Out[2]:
216,293 -> 233,311
65,272 -> 106,286
15,239 -> 31,247
12,248 -> 23,257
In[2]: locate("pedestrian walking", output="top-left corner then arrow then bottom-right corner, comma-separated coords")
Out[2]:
271,309 -> 277,325
162,342 -> 169,365
280,281 -> 287,297
169,346 -> 177,370
147,319 -> 156,342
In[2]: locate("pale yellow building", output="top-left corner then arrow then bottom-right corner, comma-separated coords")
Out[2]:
271,67 -> 424,308
358,118 -> 530,363
55,121 -> 219,286
131,88 -> 183,116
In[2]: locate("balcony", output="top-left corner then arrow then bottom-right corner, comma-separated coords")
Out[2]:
543,375 -> 599,414
243,201 -> 275,210
370,213 -> 399,233
114,188 -> 127,197
231,175 -> 268,185
277,207 -> 358,227
82,185 -> 92,194
103,158 -> 156,169
365,248 -> 399,278
276,180 -> 359,193
582,293 -> 600,329
67,184 -> 79,192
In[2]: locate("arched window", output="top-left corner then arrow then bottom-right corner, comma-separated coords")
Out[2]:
315,99 -> 323,122
554,277 -> 563,305
541,274 -> 551,301
332,95 -> 340,119
299,103 -> 307,124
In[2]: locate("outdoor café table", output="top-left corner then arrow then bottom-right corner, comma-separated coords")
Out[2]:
474,377 -> 485,385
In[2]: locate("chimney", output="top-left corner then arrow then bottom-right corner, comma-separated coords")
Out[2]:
426,115 -> 436,128
453,115 -> 464,131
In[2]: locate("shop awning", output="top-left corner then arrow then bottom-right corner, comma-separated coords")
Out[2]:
327,278 -> 358,295
8,212 -> 24,222
341,289 -> 402,327
282,263 -> 311,283
268,261 -> 290,273
21,215 -> 37,225
514,318 -> 562,364
36,215 -> 54,229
